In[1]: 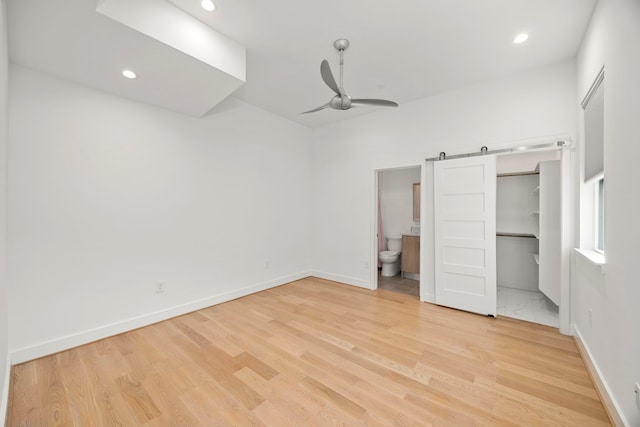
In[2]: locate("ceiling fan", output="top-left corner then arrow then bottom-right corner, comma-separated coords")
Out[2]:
301,39 -> 399,114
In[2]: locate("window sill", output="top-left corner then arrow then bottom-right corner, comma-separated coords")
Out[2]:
574,248 -> 606,275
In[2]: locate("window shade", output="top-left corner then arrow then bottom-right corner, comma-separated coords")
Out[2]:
582,72 -> 604,182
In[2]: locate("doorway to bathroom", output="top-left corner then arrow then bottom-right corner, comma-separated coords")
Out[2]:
373,165 -> 422,298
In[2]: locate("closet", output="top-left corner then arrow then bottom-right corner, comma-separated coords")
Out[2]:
496,152 -> 561,326
432,143 -> 567,329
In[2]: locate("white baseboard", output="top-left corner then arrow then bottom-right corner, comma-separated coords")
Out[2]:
11,271 -> 310,364
572,324 -> 628,427
403,272 -> 420,281
0,353 -> 10,425
310,271 -> 435,302
309,271 -> 372,290
421,292 -> 435,303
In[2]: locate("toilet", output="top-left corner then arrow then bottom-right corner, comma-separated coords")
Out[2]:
379,234 -> 402,277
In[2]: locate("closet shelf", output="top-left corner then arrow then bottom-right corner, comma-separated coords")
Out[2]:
497,171 -> 540,177
496,232 -> 537,238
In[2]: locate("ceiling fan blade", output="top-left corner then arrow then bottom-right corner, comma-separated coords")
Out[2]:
300,103 -> 330,114
320,60 -> 340,95
350,99 -> 399,108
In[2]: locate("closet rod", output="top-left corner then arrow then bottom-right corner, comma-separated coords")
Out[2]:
497,171 -> 539,177
425,140 -> 568,162
496,232 -> 537,239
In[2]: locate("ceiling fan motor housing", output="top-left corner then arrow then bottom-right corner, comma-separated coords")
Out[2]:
330,95 -> 352,110
333,38 -> 350,51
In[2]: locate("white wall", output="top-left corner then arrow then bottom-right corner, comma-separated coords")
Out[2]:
379,167 -> 420,244
496,174 -> 540,291
574,0 -> 640,424
8,65 -> 313,361
496,174 -> 539,236
311,60 -> 577,290
0,0 -> 9,420
496,150 -> 560,175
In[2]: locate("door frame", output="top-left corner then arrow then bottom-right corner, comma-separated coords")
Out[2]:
371,164 -> 424,299
423,142 -> 573,334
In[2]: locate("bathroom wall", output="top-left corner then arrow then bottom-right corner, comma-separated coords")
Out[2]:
379,166 -> 420,248
8,65 -> 313,362
573,0 -> 640,424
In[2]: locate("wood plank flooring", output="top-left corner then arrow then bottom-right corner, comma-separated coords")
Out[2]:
7,277 -> 611,426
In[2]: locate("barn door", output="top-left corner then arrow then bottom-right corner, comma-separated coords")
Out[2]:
434,155 -> 497,316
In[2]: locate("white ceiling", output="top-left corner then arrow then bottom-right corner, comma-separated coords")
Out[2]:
7,0 -> 597,127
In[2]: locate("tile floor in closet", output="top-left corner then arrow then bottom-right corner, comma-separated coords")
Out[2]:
497,285 -> 559,327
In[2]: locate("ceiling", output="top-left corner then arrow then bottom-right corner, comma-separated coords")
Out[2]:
7,0 -> 597,128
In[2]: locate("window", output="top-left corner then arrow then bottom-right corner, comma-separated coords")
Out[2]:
581,67 -> 605,253
596,177 -> 604,252
582,68 -> 604,182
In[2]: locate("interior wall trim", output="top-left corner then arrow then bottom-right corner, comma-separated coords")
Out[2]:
10,271 -> 311,364
421,292 -> 435,303
572,324 -> 628,427
425,140 -> 569,162
581,66 -> 605,109
0,355 -> 10,425
309,271 -> 371,290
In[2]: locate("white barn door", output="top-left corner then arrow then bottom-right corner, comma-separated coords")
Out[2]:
434,156 -> 497,316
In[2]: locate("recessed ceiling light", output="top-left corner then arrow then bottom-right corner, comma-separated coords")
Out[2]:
122,70 -> 137,79
513,33 -> 529,44
201,0 -> 216,12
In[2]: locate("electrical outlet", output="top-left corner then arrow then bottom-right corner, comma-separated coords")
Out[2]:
156,282 -> 165,293
264,260 -> 270,269
634,382 -> 640,409
364,261 -> 369,269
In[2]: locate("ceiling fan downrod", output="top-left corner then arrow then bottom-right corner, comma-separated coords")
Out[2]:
334,38 -> 350,91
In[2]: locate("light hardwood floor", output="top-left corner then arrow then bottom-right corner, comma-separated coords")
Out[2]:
7,277 -> 611,426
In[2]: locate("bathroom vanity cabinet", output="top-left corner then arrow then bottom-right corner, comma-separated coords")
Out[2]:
401,234 -> 420,277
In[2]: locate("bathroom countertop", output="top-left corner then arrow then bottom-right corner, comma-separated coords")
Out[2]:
403,233 -> 420,237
